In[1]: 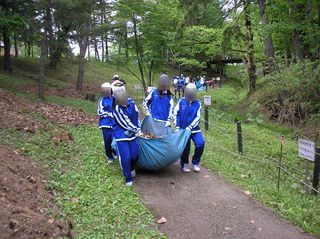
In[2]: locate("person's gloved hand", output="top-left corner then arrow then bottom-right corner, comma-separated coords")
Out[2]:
125,130 -> 135,137
174,127 -> 180,133
186,127 -> 192,131
165,121 -> 171,127
135,129 -> 142,137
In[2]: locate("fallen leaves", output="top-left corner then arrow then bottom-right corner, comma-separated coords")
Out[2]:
48,218 -> 54,224
26,175 -> 36,183
0,90 -> 96,133
156,217 -> 167,224
71,197 -> 78,204
243,190 -> 252,196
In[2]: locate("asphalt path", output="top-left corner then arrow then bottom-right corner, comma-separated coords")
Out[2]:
135,162 -> 317,239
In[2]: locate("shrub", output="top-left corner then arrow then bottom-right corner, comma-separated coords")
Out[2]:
262,61 -> 320,125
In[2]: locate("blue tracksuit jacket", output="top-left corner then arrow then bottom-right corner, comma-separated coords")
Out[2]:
97,96 -> 114,128
143,89 -> 174,122
174,97 -> 202,133
113,98 -> 140,141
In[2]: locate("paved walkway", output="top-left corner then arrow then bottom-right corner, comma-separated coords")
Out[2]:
135,162 -> 317,239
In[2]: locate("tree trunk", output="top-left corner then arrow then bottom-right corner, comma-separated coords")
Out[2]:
14,34 -> 19,58
258,0 -> 275,72
87,40 -> 90,59
103,15 -> 109,61
76,35 -> 89,91
244,0 -> 256,94
105,35 -> 109,61
1,0 -> 11,71
24,41 -> 27,57
94,38 -> 100,61
101,36 -> 104,62
100,15 -> 104,62
124,23 -> 129,62
288,0 -> 304,61
39,31 -> 48,100
132,14 -> 147,95
27,41 -> 31,57
3,30 -> 12,71
148,61 -> 154,86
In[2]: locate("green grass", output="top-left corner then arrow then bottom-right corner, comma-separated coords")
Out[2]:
0,120 -> 164,239
199,85 -> 320,236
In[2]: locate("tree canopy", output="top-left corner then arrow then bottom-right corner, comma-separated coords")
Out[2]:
1,0 -> 319,94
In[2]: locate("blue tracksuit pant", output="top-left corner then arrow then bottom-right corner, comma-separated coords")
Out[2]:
117,139 -> 140,183
180,132 -> 205,167
101,128 -> 115,160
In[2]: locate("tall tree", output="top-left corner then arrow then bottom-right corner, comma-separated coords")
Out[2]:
244,0 -> 257,93
258,0 -> 275,72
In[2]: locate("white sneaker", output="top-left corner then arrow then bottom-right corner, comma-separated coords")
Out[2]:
125,181 -> 133,187
193,164 -> 200,172
182,164 -> 191,173
107,159 -> 113,164
131,170 -> 136,178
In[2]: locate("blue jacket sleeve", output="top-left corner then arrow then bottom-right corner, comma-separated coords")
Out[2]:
173,99 -> 181,128
142,90 -> 153,115
113,106 -> 138,133
187,101 -> 202,130
97,98 -> 113,117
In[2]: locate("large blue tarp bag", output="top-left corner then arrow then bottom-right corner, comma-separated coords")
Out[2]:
137,116 -> 191,171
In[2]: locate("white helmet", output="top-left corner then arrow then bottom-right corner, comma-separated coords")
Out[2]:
185,83 -> 197,101
113,74 -> 119,79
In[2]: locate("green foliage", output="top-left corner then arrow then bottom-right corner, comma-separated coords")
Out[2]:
261,61 -> 320,124
246,100 -> 264,124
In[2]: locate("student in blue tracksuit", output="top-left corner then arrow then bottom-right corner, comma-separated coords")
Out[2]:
113,89 -> 141,186
174,83 -> 205,172
143,74 -> 174,127
97,82 -> 116,163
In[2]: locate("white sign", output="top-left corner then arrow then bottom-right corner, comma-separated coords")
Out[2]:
299,139 -> 315,161
135,84 -> 142,91
203,95 -> 212,106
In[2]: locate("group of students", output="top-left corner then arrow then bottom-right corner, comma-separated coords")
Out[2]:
97,74 -> 205,186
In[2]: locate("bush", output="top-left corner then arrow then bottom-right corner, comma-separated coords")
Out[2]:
261,61 -> 320,125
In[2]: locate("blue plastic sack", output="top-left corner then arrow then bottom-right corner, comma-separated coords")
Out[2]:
137,116 -> 191,170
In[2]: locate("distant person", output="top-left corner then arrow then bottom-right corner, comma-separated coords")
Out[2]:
185,76 -> 190,85
97,82 -> 116,163
111,74 -> 126,85
174,83 -> 205,172
143,74 -> 174,127
112,88 -> 141,187
111,74 -> 120,83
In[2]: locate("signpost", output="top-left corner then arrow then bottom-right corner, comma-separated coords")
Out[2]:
203,95 -> 211,131
135,84 -> 142,91
298,139 -> 315,193
299,139 -> 315,161
216,77 -> 221,88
